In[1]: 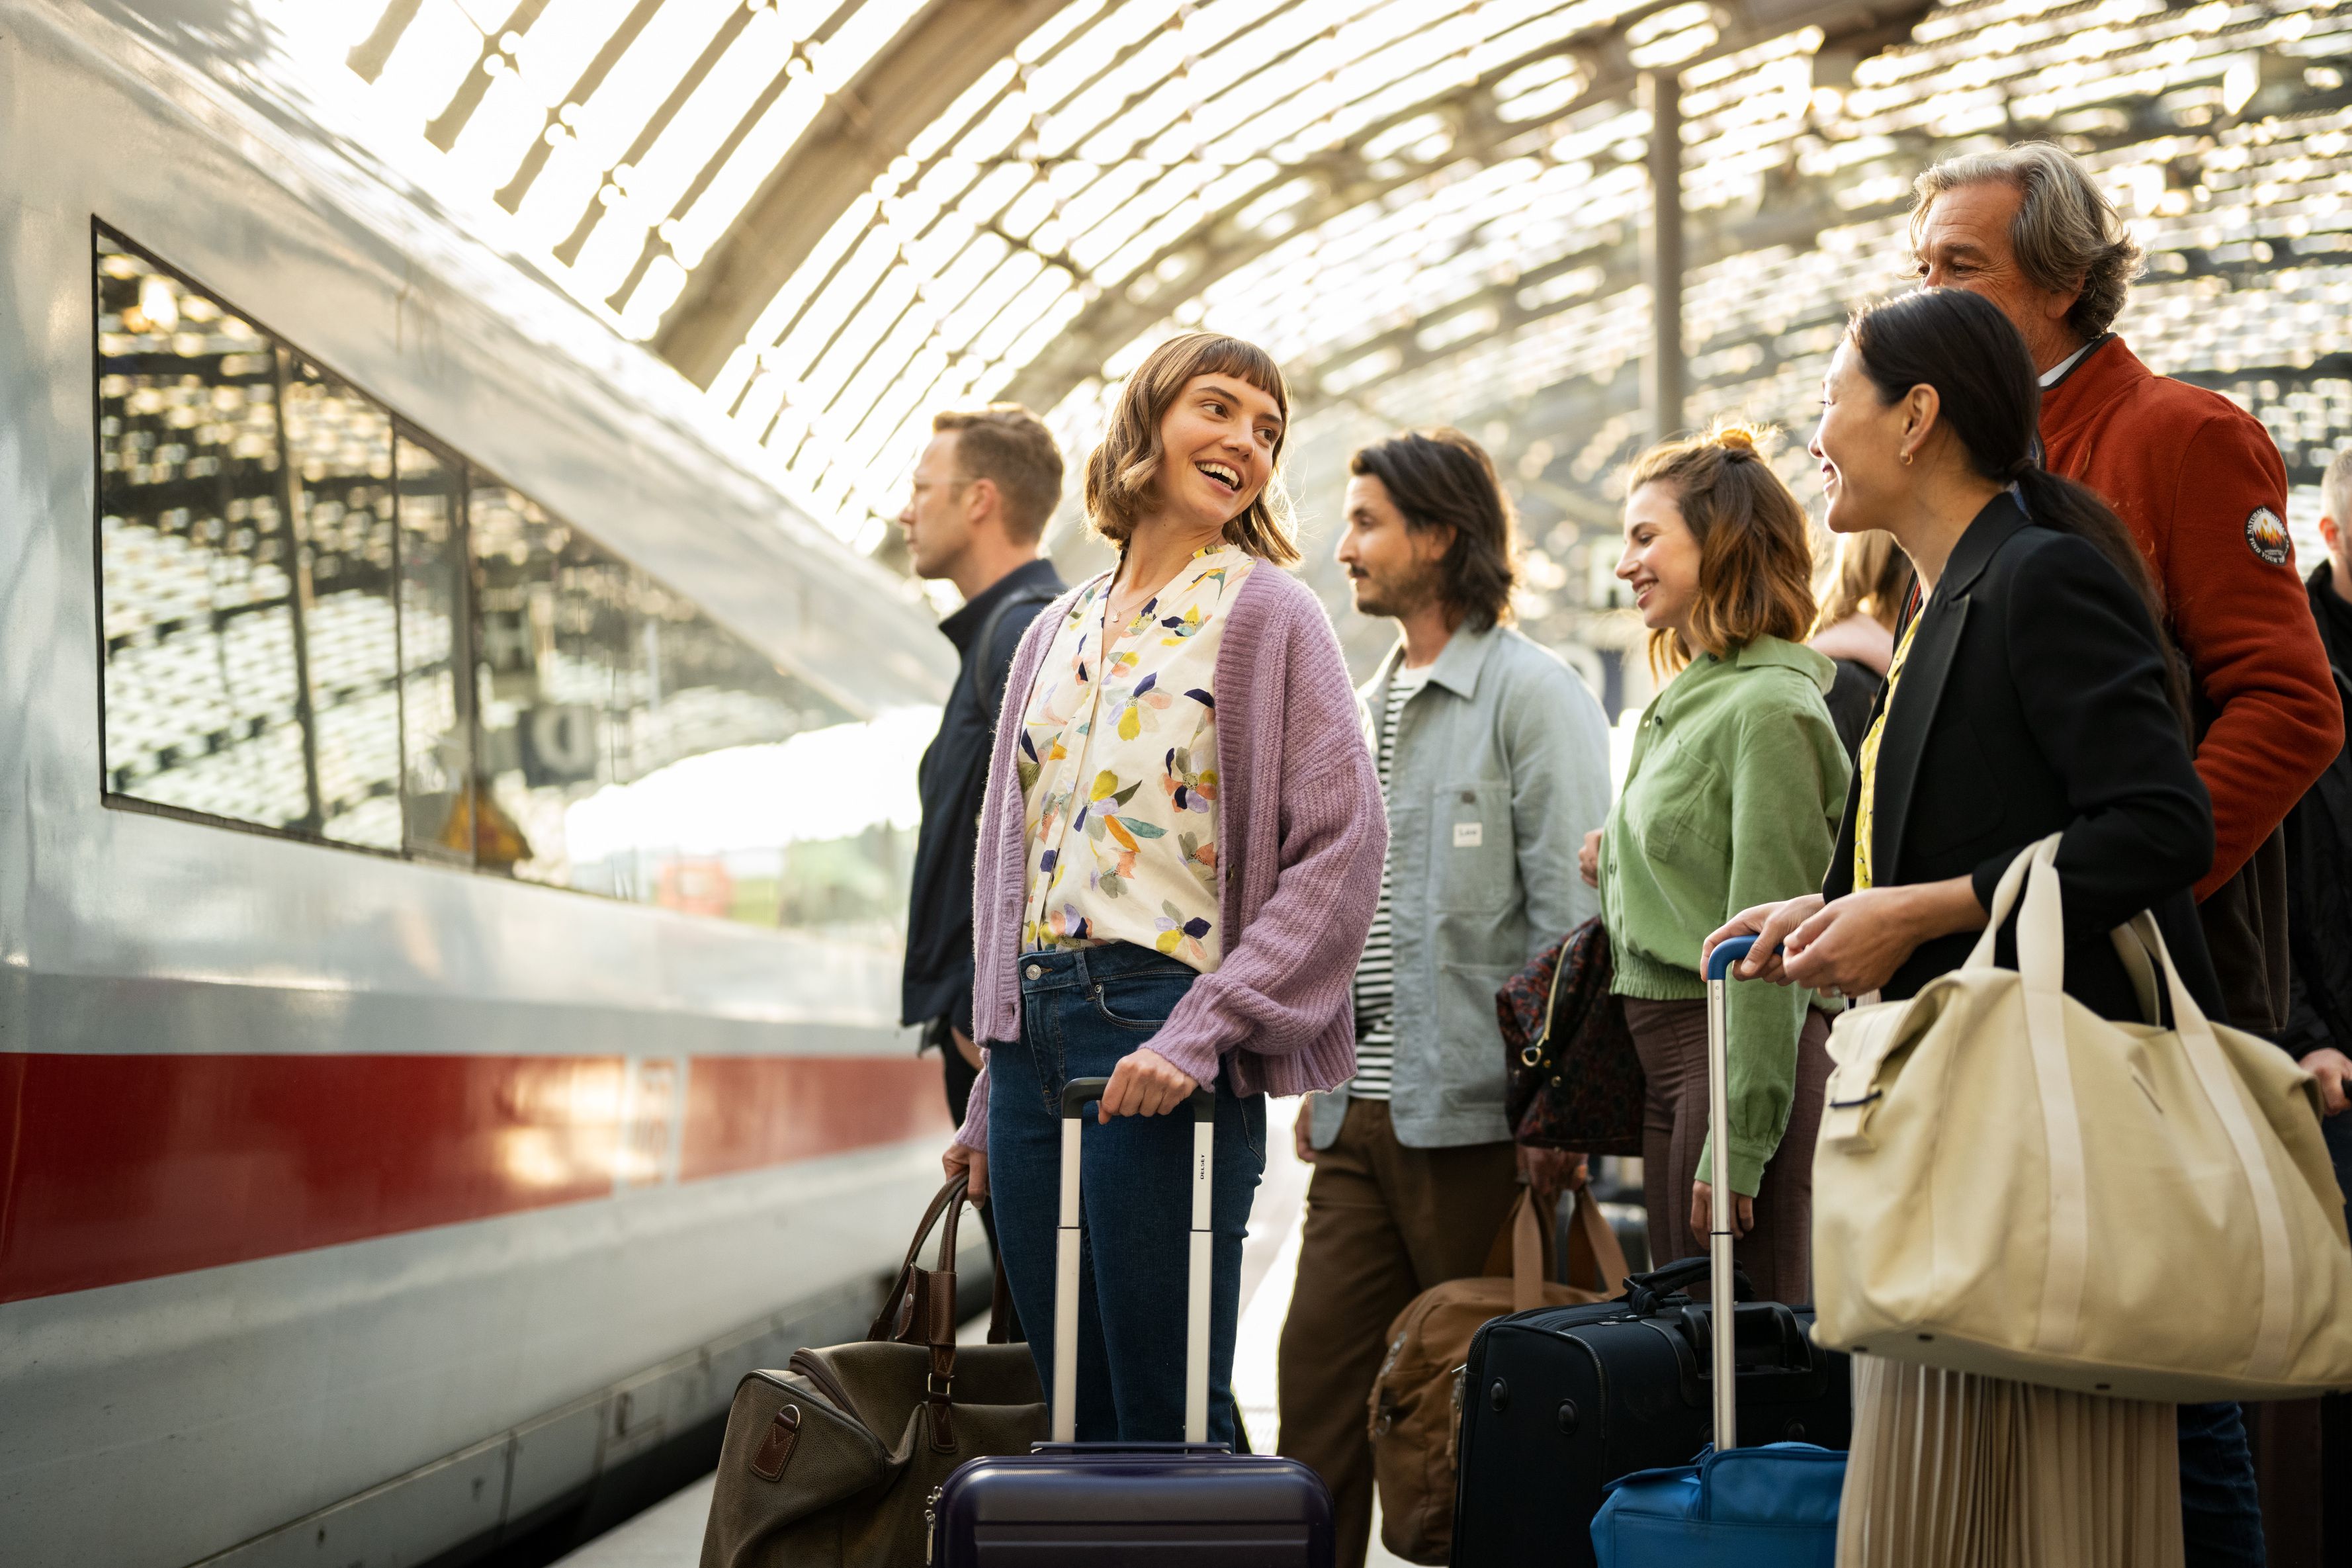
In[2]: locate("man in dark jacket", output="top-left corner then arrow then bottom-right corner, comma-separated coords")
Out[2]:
900,407 -> 1067,1135
2277,450 -> 2352,1565
2286,448 -> 2352,1129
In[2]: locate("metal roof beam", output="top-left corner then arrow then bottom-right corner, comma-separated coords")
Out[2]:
993,0 -> 1933,417
650,0 -> 1071,387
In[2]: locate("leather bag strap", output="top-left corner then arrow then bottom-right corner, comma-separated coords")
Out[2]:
868,1176 -> 968,1342
869,1176 -> 984,1454
1510,1191 -> 1546,1313
1565,1180 -> 1631,1297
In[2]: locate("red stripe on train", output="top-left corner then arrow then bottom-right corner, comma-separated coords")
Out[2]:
0,1053 -> 949,1304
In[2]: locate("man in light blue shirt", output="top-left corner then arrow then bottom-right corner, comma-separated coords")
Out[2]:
1276,428 -> 1612,1567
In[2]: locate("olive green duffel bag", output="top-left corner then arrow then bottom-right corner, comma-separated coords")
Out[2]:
699,1177 -> 1046,1568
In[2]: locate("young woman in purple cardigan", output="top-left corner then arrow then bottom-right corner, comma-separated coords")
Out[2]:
939,331 -> 1385,1444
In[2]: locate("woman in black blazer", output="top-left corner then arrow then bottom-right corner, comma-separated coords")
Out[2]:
1705,286 -> 2222,1567
1712,287 -> 2221,1022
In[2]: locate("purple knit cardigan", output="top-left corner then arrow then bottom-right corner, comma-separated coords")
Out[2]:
953,562 -> 1386,1151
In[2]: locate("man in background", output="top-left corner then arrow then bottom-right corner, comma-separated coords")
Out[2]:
900,408 -> 1067,1166
2285,449 -> 2352,1565
2287,445 -> 2352,1133
1278,428 -> 1609,1567
1910,140 -> 2346,1568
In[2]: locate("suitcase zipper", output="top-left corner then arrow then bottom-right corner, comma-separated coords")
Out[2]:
924,1482 -> 943,1565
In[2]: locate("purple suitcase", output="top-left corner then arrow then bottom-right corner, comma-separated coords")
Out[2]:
930,1076 -> 1334,1565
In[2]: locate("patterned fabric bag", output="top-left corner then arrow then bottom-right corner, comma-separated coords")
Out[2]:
1497,915 -> 1645,1154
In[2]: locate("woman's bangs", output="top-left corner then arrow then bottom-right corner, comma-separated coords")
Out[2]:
1186,337 -> 1289,419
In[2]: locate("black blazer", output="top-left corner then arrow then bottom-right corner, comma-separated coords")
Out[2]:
1826,493 -> 2226,1022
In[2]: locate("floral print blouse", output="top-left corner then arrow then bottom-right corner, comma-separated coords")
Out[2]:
1016,543 -> 1254,971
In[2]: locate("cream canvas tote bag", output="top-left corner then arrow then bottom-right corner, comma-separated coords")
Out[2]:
1811,834 -> 2352,1402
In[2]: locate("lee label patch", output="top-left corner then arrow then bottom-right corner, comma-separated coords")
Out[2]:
2245,507 -> 2290,566
1453,822 -> 1483,848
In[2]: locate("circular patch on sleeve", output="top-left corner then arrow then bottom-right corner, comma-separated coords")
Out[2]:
2245,507 -> 2290,566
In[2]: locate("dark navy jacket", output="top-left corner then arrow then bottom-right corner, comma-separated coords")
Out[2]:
900,558 -> 1065,1032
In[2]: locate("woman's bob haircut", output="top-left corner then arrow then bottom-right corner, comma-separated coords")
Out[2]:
1084,331 -> 1300,566
1624,421 -> 1819,677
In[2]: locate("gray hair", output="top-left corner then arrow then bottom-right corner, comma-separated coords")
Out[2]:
1912,143 -> 2144,340
2325,447 -> 2352,521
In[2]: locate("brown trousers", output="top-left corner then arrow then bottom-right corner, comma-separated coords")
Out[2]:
1623,997 -> 1833,1306
1276,1098 -> 1522,1568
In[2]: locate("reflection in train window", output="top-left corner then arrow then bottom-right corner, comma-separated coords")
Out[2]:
96,241 -> 311,832
94,227 -> 924,941
464,482 -> 918,940
284,359 -> 402,851
393,431 -> 474,863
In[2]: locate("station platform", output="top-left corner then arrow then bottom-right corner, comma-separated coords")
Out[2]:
553,1098 -> 1415,1567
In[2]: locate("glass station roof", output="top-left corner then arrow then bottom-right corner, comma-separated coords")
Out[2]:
309,0 -> 2352,664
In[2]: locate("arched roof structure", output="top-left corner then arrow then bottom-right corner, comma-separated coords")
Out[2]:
310,0 -> 2352,681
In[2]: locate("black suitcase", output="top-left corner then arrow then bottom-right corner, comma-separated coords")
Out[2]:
931,1076 -> 1334,1565
1448,1256 -> 1852,1565
1452,936 -> 1852,1565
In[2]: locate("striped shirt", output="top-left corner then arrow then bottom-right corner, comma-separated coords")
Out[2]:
1349,664 -> 1431,1099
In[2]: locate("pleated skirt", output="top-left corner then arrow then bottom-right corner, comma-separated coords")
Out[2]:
1836,1356 -> 2183,1568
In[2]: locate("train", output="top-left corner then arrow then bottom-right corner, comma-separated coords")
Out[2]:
0,5 -> 975,1565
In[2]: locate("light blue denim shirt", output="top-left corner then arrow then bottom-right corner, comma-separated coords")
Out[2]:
1309,624 -> 1613,1150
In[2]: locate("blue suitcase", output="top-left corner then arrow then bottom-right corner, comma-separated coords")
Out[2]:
930,1076 -> 1334,1565
1592,1442 -> 1846,1566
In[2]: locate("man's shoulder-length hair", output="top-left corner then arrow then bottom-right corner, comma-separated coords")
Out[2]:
1348,427 -> 1518,632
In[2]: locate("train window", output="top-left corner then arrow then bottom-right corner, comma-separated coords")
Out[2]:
93,226 -> 911,939
96,240 -> 312,833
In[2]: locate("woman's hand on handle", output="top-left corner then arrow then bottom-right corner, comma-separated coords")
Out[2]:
1098,1047 -> 1199,1122
1578,828 -> 1603,889
943,1141 -> 988,1201
1774,878 -> 1987,998
1519,1145 -> 1585,1207
1702,897 -> 1821,985
1689,1180 -> 1755,1245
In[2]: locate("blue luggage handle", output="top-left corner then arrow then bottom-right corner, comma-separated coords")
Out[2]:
1705,934 -> 1761,983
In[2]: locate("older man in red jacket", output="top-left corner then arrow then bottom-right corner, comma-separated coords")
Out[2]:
1908,140 -> 2344,1568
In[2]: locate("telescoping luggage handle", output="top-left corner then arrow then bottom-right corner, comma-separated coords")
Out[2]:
1702,936 -> 1764,1452
1055,1076 -> 1218,1446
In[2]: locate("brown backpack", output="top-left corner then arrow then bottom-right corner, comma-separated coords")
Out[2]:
1368,1183 -> 1629,1564
698,1178 -> 1045,1568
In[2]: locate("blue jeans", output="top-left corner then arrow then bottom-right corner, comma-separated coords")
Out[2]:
2179,1401 -> 2265,1567
986,943 -> 1266,1444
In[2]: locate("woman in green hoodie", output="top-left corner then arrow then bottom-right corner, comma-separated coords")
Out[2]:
1575,424 -> 1851,1303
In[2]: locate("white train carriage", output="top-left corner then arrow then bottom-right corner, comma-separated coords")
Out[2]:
0,7 -> 967,1566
